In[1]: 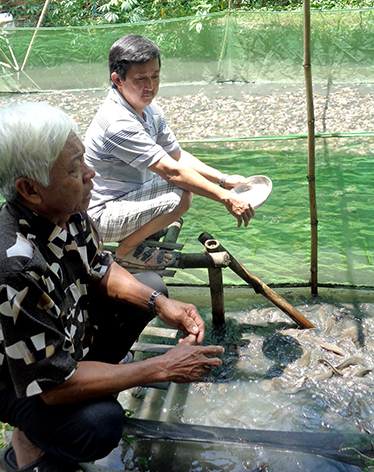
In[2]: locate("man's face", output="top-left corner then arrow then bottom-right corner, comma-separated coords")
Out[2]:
114,58 -> 160,115
37,133 -> 95,227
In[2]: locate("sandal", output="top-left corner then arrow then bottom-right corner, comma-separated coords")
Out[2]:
115,242 -> 176,269
0,445 -> 84,472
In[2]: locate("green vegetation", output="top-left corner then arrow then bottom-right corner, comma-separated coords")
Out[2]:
1,0 -> 373,27
0,423 -> 13,449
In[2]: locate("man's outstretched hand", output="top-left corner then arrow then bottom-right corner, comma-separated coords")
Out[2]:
161,334 -> 224,383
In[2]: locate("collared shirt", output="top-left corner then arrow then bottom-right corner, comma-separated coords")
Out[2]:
84,88 -> 181,215
0,201 -> 112,398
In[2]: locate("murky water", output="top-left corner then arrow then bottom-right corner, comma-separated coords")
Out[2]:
95,288 -> 374,471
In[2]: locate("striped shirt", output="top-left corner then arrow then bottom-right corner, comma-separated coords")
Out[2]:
84,88 -> 181,215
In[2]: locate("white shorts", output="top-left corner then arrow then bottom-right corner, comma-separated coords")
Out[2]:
91,175 -> 184,243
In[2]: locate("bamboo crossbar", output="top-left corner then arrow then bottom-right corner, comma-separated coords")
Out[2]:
198,233 -> 314,329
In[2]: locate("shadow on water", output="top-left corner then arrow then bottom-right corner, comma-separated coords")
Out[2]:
99,288 -> 374,471
262,332 -> 304,378
206,320 -> 303,381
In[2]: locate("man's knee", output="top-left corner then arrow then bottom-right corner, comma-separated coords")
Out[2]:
63,398 -> 125,462
180,190 -> 193,213
134,272 -> 168,296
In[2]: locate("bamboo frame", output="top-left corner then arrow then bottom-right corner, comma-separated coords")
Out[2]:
199,233 -> 315,329
303,0 -> 318,295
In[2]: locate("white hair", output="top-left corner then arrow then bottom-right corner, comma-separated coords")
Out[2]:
0,102 -> 77,201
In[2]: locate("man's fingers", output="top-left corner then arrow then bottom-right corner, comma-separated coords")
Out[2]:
180,333 -> 197,345
205,357 -> 223,368
201,345 -> 225,356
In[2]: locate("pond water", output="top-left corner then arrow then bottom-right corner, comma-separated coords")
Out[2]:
96,287 -> 374,471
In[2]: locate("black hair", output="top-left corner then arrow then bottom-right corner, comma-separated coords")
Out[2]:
109,34 -> 161,88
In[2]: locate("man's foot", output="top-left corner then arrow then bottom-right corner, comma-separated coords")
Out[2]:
115,242 -> 176,269
11,428 -> 44,468
1,434 -> 85,471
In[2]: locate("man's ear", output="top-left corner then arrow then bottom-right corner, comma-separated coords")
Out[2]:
15,177 -> 42,205
111,72 -> 123,88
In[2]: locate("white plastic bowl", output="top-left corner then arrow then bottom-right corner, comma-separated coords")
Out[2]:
230,175 -> 272,209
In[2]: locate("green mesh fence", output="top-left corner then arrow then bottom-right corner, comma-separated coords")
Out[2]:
0,10 -> 373,288
174,137 -> 374,288
1,9 -> 374,91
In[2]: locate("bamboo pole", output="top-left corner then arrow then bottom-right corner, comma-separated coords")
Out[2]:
163,218 -> 183,244
303,0 -> 318,295
217,0 -> 232,80
204,240 -> 225,325
176,252 -> 230,269
21,0 -> 51,72
199,233 -> 314,329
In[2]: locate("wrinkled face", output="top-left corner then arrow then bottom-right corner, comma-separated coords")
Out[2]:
37,133 -> 95,227
114,58 -> 160,115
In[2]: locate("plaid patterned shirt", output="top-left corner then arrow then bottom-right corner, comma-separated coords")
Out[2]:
0,201 -> 112,398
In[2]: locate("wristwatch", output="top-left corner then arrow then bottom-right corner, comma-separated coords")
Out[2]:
219,174 -> 228,188
148,290 -> 162,317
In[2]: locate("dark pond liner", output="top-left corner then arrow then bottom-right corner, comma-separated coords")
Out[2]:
123,417 -> 374,469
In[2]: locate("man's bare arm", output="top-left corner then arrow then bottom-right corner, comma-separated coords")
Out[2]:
149,153 -> 254,227
40,336 -> 224,405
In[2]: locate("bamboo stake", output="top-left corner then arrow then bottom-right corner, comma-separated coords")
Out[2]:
217,0 -> 232,80
303,0 -> 318,295
163,218 -> 183,244
21,0 -> 51,72
204,239 -> 225,325
199,233 -> 314,329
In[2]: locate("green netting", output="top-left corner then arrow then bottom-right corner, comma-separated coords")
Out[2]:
170,137 -> 374,287
0,10 -> 373,289
1,9 -> 374,92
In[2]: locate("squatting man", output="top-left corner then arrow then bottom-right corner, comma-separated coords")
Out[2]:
84,34 -> 255,269
0,102 -> 224,472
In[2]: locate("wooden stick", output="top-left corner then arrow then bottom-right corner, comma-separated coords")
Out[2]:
176,252 -> 230,269
303,0 -> 318,295
21,0 -> 51,71
204,240 -> 225,325
198,233 -> 314,329
163,218 -> 183,244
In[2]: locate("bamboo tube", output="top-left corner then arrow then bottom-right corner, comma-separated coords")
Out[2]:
199,233 -> 314,329
176,252 -> 230,269
204,240 -> 225,325
21,0 -> 51,71
303,0 -> 318,295
163,218 -> 183,244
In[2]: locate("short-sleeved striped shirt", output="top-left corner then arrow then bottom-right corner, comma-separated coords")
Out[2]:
84,88 -> 181,215
0,201 -> 112,398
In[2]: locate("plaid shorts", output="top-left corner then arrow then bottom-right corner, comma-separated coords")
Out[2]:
92,175 -> 184,242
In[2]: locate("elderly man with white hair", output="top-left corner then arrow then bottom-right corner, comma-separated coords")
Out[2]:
0,102 -> 223,472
